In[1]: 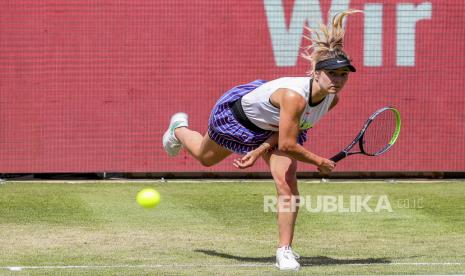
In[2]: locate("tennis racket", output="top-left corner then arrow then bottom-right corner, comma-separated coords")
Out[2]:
330,106 -> 401,162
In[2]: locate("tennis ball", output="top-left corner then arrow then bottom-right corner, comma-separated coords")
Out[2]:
136,188 -> 160,208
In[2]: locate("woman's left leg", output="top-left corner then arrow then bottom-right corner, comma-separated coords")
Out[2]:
163,112 -> 232,167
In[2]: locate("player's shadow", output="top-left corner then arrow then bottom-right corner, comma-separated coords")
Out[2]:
194,249 -> 390,266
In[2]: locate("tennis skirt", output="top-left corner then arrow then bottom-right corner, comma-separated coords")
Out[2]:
208,80 -> 308,154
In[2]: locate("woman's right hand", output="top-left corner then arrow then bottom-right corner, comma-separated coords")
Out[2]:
317,158 -> 336,174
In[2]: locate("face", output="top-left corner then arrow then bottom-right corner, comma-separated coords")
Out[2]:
315,67 -> 350,94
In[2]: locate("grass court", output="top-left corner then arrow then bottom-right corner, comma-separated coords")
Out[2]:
1,180 -> 464,275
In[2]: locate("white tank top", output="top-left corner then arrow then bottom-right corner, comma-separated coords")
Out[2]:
241,77 -> 335,131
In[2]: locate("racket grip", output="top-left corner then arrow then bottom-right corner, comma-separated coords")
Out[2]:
330,151 -> 347,162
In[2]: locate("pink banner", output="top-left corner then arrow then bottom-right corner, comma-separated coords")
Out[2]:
0,0 -> 464,172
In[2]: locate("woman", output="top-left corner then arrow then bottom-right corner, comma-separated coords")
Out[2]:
163,10 -> 360,271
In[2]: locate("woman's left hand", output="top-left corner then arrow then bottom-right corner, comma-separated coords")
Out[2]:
233,151 -> 259,169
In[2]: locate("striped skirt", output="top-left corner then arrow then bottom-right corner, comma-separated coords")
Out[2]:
208,80 -> 308,154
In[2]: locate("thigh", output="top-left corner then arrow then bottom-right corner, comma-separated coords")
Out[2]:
263,149 -> 298,194
198,134 -> 233,166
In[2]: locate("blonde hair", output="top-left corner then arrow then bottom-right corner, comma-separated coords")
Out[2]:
302,9 -> 362,73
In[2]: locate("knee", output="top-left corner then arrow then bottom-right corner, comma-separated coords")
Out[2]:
199,158 -> 217,167
273,174 -> 298,195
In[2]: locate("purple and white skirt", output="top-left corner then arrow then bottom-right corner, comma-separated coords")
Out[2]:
208,80 -> 307,154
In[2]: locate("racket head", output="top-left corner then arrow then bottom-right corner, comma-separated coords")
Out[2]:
359,107 -> 401,156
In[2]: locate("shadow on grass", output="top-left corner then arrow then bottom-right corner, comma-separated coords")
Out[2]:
194,249 -> 390,266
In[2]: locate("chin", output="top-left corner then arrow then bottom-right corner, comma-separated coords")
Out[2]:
329,88 -> 340,94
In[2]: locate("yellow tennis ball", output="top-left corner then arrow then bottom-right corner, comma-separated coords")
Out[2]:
136,188 -> 160,208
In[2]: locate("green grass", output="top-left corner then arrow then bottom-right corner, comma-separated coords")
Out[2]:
0,180 -> 464,275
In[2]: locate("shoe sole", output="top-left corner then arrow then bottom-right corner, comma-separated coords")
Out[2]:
162,129 -> 181,157
162,113 -> 188,157
275,262 -> 300,271
170,113 -> 188,126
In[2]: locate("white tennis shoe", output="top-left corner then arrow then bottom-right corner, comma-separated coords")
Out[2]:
162,113 -> 188,156
275,246 -> 301,271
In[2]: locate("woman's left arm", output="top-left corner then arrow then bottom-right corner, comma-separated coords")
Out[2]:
233,132 -> 279,169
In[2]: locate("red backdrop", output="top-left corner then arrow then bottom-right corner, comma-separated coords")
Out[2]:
0,0 -> 464,173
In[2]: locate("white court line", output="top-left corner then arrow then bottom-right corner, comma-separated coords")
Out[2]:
350,262 -> 465,266
4,179 -> 464,184
2,262 -> 465,270
2,264 -> 268,271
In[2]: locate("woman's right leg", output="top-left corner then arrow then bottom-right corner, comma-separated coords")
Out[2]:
263,149 -> 301,271
262,149 -> 299,247
175,127 -> 232,167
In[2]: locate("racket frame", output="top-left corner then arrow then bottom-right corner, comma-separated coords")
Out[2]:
330,106 -> 401,162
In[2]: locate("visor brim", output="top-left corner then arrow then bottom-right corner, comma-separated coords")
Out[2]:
323,63 -> 356,72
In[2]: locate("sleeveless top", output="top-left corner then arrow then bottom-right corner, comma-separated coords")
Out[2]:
240,77 -> 334,131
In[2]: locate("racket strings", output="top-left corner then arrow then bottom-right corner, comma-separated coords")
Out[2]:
362,110 -> 397,155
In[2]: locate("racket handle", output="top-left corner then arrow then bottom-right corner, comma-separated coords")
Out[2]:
330,151 -> 347,162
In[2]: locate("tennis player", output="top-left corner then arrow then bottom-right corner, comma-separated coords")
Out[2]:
163,10 -> 360,271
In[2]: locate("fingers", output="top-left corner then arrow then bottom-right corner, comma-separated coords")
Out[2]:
318,159 -> 336,175
242,154 -> 251,161
325,159 -> 336,169
318,167 -> 331,177
233,158 -> 252,169
233,158 -> 243,168
232,151 -> 260,169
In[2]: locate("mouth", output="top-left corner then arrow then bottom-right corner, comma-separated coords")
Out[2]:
329,86 -> 341,93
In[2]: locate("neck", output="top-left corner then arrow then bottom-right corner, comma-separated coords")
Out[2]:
311,78 -> 329,103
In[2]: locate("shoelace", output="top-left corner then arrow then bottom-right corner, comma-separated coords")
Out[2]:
290,249 -> 300,259
282,248 -> 300,260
